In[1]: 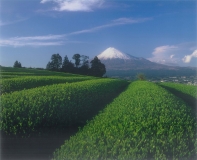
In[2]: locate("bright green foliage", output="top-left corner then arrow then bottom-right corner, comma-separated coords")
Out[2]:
0,79 -> 128,135
1,72 -> 43,76
159,82 -> 197,98
0,76 -> 97,94
53,81 -> 196,160
0,66 -> 85,77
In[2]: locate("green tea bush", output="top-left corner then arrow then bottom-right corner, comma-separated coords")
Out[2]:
0,66 -> 85,77
0,79 -> 128,135
159,82 -> 197,98
53,81 -> 196,160
0,76 -> 96,94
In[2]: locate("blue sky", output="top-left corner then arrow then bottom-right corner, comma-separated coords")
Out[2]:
0,0 -> 196,68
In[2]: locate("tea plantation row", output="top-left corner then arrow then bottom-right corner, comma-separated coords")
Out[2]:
159,82 -> 197,98
0,79 -> 128,135
53,81 -> 197,160
0,66 -> 85,79
0,76 -> 97,94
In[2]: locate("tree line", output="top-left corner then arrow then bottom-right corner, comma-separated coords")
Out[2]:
46,53 -> 106,77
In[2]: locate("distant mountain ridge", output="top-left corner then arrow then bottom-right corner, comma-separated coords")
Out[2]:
97,47 -> 177,70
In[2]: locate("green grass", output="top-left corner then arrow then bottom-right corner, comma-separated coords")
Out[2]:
53,81 -> 196,160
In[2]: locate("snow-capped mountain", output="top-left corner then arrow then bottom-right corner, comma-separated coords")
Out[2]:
97,47 -> 177,70
97,47 -> 136,60
95,47 -> 196,79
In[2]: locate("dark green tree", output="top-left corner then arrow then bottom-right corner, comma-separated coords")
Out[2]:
79,55 -> 89,75
72,53 -> 81,68
46,61 -> 52,70
90,56 -> 106,77
46,53 -> 62,71
13,60 -> 22,68
62,55 -> 74,73
81,55 -> 89,67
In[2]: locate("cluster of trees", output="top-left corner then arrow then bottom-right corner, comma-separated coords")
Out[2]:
46,53 -> 106,77
13,61 -> 22,68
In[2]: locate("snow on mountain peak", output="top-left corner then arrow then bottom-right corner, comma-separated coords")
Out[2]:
97,47 -> 132,60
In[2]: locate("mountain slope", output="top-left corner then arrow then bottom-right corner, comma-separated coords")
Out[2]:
97,47 -> 177,70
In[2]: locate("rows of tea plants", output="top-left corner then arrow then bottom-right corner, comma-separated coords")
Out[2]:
0,79 -> 128,135
0,76 -> 97,94
53,81 -> 197,160
0,66 -> 83,77
159,82 -> 197,98
1,71 -> 81,77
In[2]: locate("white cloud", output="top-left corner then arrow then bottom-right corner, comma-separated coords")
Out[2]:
68,17 -> 151,35
10,34 -> 66,41
152,45 -> 178,54
170,54 -> 174,59
40,0 -> 50,3
182,50 -> 197,63
0,34 -> 66,47
40,0 -> 104,12
112,17 -> 152,24
0,17 -> 151,47
0,40 -> 65,47
148,45 -> 179,65
148,42 -> 197,66
0,18 -> 28,26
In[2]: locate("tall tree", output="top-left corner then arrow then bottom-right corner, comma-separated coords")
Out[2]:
46,61 -> 52,70
90,56 -> 106,77
46,53 -> 62,71
80,55 -> 89,75
62,55 -> 69,70
81,55 -> 89,67
72,54 -> 81,68
13,60 -> 22,68
62,55 -> 74,73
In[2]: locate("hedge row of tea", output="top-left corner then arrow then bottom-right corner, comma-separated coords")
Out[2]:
0,66 -> 84,78
53,81 -> 197,160
0,76 -> 97,94
0,79 -> 128,135
159,82 -> 197,98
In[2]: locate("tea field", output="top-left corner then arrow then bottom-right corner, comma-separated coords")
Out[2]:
0,66 -> 197,160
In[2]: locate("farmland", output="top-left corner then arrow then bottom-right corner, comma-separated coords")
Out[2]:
53,81 -> 196,160
159,82 -> 197,98
0,66 -> 197,160
0,76 -> 98,94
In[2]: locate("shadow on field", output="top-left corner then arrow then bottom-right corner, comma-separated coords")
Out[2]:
1,128 -> 78,160
159,85 -> 197,116
1,83 -> 129,160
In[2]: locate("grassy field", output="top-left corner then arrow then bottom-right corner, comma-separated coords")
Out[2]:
0,66 -> 196,160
